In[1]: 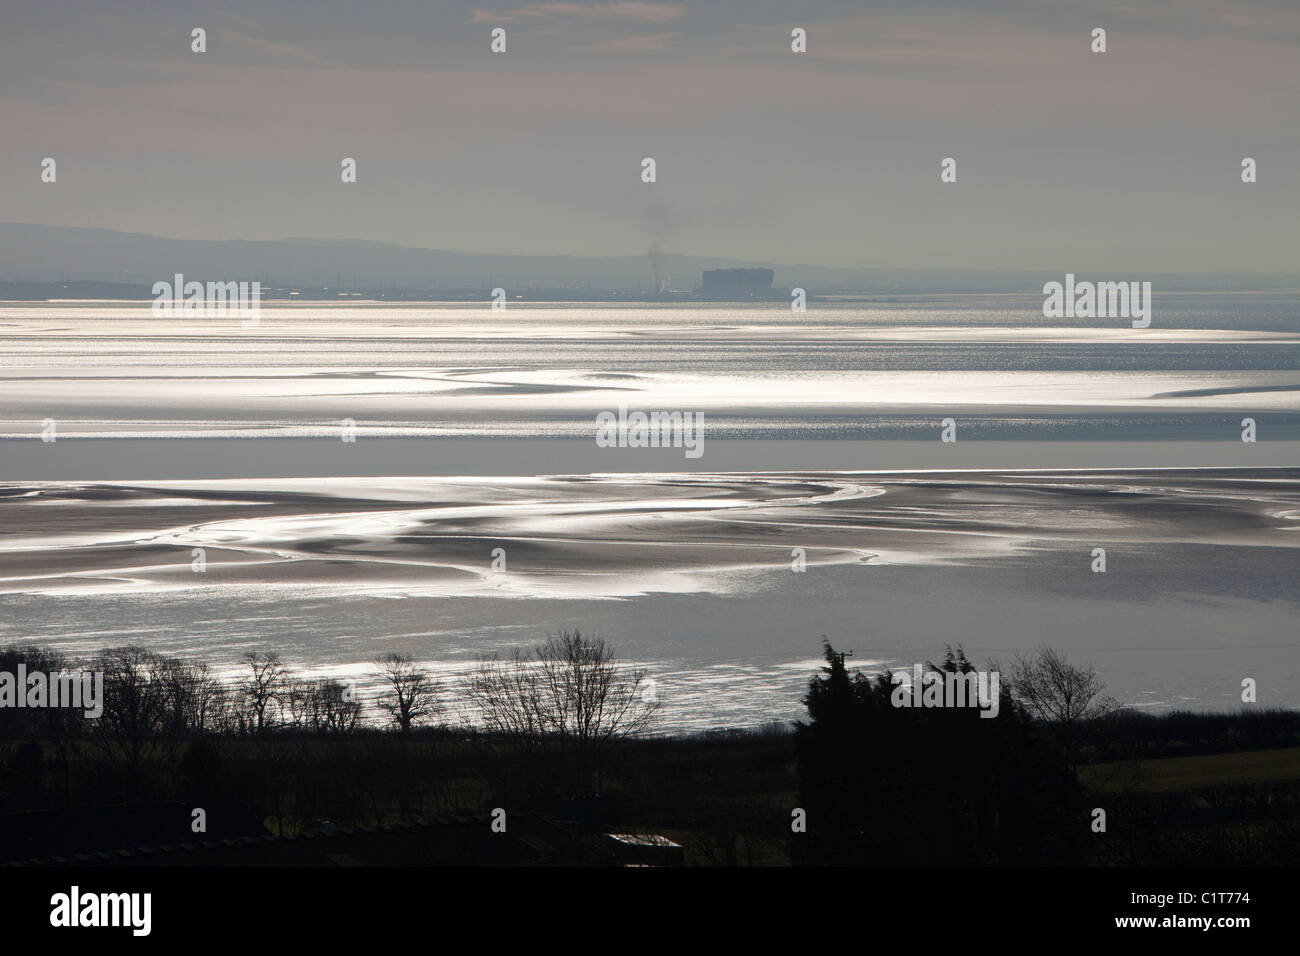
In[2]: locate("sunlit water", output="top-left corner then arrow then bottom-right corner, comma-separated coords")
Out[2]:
1,296 -> 1298,731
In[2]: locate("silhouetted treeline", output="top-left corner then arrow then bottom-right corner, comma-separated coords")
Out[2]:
2,640 -> 1299,865
1085,707 -> 1300,762
794,642 -> 1080,865
0,638 -> 678,859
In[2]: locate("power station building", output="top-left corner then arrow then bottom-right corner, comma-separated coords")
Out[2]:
700,268 -> 774,298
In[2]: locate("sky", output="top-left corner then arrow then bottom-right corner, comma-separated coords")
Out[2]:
2,0 -> 1298,274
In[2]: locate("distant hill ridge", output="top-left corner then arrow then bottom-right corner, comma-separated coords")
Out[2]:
1,223 -> 1295,294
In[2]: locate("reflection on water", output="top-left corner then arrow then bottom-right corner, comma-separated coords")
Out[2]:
2,470 -> 1299,730
1,297 -> 1298,730
1,297 -> 1299,440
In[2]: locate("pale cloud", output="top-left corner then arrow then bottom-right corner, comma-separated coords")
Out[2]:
590,32 -> 676,50
220,31 -> 341,67
472,3 -> 686,24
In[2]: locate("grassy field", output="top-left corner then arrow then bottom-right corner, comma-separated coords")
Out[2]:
1084,746 -> 1300,793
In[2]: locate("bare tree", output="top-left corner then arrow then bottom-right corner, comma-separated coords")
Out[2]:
239,652 -> 290,735
89,646 -> 183,785
463,649 -> 547,739
1009,646 -> 1120,771
315,679 -> 362,734
186,662 -> 236,735
374,653 -> 439,733
156,657 -> 228,737
461,630 -> 658,792
287,678 -> 363,734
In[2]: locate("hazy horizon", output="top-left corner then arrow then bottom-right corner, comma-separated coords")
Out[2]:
4,221 -> 1300,293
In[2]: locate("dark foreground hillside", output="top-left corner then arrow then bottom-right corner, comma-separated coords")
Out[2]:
2,640 -> 1297,866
